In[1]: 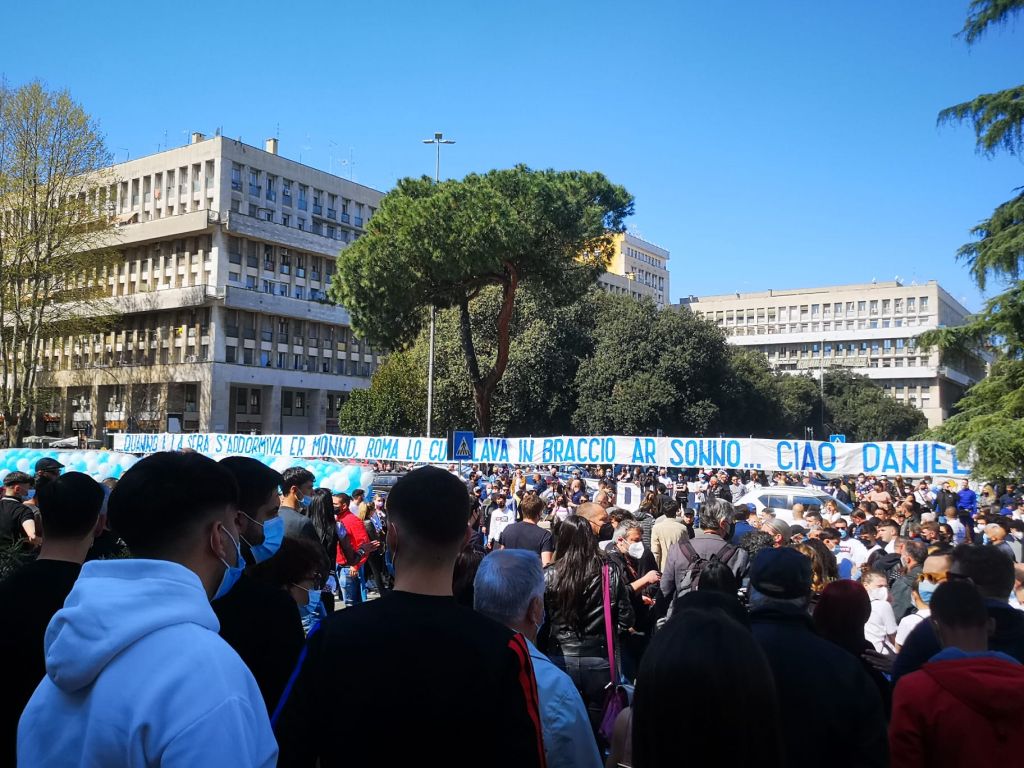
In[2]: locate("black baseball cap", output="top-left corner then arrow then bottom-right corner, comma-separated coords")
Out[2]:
750,548 -> 812,600
35,457 -> 64,473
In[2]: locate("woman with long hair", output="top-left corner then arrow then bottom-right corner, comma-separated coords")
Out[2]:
542,514 -> 634,733
308,489 -> 339,571
795,540 -> 838,603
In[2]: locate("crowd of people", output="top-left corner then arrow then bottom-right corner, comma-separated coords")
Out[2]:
2,453 -> 1024,767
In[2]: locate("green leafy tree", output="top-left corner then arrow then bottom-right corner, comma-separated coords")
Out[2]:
0,81 -> 119,446
573,296 -> 735,435
822,370 -> 928,442
335,351 -> 425,436
332,166 -> 632,434
922,0 -> 1024,477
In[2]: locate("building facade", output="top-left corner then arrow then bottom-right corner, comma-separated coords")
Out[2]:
680,280 -> 985,427
597,232 -> 670,307
32,134 -> 384,441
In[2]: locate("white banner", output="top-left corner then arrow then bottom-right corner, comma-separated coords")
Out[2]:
469,435 -> 970,478
113,432 -> 448,463
112,433 -> 971,478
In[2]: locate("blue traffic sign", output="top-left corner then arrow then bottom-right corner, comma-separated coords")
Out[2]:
453,431 -> 475,461
829,434 -> 847,443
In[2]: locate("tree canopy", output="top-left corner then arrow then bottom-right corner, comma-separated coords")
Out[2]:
0,81 -> 118,446
331,165 -> 633,434
338,288 -> 927,443
923,0 -> 1024,478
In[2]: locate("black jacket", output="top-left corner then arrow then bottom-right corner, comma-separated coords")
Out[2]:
212,573 -> 305,713
750,603 -> 887,768
542,555 -> 635,657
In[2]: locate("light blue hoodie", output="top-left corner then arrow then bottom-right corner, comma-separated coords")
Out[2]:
17,559 -> 278,767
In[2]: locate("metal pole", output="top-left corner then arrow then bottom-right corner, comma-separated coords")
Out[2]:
422,132 -> 454,439
427,306 -> 435,438
426,142 -> 440,439
820,336 -> 825,438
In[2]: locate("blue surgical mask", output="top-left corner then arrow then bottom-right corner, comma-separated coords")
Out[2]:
838,529 -> 849,539
299,494 -> 312,509
247,514 -> 284,563
213,525 -> 244,600
306,587 -> 322,610
918,579 -> 938,606
25,489 -> 35,500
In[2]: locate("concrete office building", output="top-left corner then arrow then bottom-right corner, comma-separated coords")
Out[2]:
680,280 -> 985,427
597,232 -> 670,307
31,134 -> 383,441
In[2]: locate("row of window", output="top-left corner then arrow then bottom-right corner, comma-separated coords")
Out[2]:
224,345 -> 372,376
232,388 -> 348,419
725,316 -> 930,335
625,245 -> 664,270
702,296 -> 933,325
230,164 -> 373,223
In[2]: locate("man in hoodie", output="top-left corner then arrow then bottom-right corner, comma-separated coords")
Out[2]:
17,451 -> 277,768
273,465 -> 546,768
0,472 -> 105,766
889,579 -> 1024,767
892,543 -> 1024,685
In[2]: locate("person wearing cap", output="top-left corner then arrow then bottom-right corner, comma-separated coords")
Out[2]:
761,518 -> 792,548
749,547 -> 887,768
0,471 -> 39,548
789,525 -> 808,544
30,457 -> 65,504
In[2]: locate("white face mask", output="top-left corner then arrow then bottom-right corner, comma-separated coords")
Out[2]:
868,586 -> 888,602
628,542 -> 645,560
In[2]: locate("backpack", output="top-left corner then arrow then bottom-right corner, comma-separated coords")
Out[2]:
673,538 -> 738,598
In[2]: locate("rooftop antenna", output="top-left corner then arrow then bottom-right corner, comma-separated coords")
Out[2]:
339,147 -> 356,180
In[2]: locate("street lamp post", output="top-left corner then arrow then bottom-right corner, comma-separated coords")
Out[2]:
421,132 -> 455,439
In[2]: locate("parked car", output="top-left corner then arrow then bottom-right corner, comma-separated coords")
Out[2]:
369,472 -> 405,499
734,487 -> 852,524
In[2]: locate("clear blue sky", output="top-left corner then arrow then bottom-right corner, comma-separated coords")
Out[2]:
3,0 -> 1020,310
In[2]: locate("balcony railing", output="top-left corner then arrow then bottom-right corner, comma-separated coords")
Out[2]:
298,199 -> 307,211
354,216 -> 363,227
282,192 -> 292,205
249,184 -> 261,197
266,190 -> 276,202
231,178 -> 242,191
340,213 -> 350,223
327,208 -> 336,219
312,204 -> 323,215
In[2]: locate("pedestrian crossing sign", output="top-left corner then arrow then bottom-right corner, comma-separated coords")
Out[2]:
453,431 -> 475,461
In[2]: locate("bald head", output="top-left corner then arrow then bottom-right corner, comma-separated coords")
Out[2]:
577,502 -> 609,536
